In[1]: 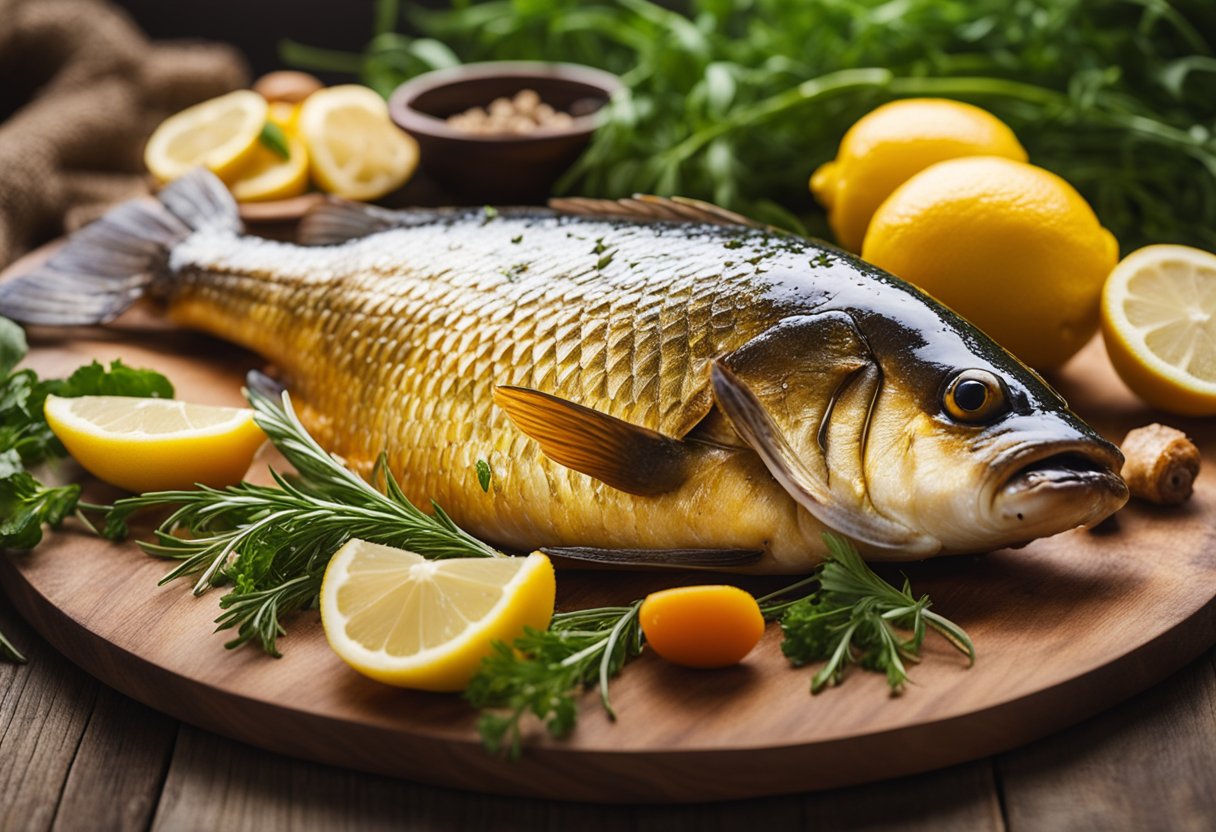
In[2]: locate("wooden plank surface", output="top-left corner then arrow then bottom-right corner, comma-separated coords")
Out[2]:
3,589 -> 1213,830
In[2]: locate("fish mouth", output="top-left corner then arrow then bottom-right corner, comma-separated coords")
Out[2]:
995,440 -> 1129,529
1000,440 -> 1124,492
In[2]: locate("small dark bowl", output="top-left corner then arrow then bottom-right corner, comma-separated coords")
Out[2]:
388,62 -> 622,203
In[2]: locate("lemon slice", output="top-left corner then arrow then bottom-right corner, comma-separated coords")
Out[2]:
298,85 -> 418,201
230,131 -> 310,202
1102,244 -> 1216,416
144,90 -> 268,184
320,541 -> 555,691
44,395 -> 266,493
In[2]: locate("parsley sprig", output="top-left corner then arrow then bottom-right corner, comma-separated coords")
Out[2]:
103,382 -> 499,656
780,534 -> 975,694
0,316 -> 172,662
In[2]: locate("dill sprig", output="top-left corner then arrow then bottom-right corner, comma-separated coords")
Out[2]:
103,385 -> 499,656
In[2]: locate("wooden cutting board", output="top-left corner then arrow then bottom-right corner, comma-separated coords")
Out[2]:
1,250 -> 1214,803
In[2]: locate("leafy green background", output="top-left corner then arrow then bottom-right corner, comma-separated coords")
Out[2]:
286,0 -> 1216,251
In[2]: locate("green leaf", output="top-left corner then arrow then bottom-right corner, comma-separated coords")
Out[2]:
0,316 -> 26,376
45,360 -> 173,400
259,122 -> 291,161
475,458 -> 492,492
0,450 -> 81,550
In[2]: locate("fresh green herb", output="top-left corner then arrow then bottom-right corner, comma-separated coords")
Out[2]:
475,458 -> 492,492
780,534 -> 974,694
595,251 -> 615,270
481,205 -> 499,224
0,450 -> 81,551
104,385 -> 499,656
467,602 -> 645,758
0,316 -> 25,379
0,316 -> 172,660
465,571 -> 820,757
259,121 -> 291,160
468,535 -> 971,756
287,0 -> 1216,250
510,234 -> 523,244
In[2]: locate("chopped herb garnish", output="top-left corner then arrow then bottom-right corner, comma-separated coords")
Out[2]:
475,458 -> 491,492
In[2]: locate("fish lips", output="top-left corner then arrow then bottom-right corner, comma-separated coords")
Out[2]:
994,439 -> 1129,529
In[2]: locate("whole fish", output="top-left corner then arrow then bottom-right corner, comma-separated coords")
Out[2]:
0,172 -> 1128,572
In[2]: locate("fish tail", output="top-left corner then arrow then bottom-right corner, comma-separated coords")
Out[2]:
0,170 -> 240,325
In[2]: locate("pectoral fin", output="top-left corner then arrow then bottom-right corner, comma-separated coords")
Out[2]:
494,386 -> 691,496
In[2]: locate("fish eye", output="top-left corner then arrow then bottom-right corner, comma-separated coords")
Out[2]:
943,369 -> 1007,423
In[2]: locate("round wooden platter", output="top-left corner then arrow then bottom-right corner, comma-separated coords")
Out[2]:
1,295 -> 1215,803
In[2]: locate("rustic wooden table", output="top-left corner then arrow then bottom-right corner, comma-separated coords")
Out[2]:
1,597 -> 1212,832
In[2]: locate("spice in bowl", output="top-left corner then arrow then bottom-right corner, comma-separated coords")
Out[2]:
445,89 -> 574,135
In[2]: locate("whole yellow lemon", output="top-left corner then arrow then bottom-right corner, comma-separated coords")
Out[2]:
862,156 -> 1118,371
810,99 -> 1027,252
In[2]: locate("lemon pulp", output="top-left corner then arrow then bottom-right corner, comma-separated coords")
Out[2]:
144,90 -> 268,184
320,541 -> 555,691
1101,244 -> 1216,415
299,85 -> 418,201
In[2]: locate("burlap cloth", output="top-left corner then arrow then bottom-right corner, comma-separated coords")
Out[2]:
0,0 -> 250,267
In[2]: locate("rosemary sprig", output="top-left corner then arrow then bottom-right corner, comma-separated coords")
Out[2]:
104,385 -> 499,656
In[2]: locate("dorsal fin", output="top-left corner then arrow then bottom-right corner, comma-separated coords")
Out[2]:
548,194 -> 762,228
493,385 -> 691,496
297,198 -> 434,245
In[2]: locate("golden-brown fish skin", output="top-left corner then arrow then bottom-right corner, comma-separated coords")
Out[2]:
0,172 -> 1128,571
166,212 -> 821,569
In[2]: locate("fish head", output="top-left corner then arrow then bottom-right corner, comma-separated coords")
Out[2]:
712,299 -> 1128,559
859,353 -> 1129,555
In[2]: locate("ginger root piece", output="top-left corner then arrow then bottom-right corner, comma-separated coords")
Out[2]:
1119,423 -> 1201,505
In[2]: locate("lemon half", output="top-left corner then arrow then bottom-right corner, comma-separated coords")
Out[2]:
44,395 -> 266,493
298,85 -> 418,201
320,541 -> 555,691
144,90 -> 268,184
229,131 -> 310,203
1102,244 -> 1216,416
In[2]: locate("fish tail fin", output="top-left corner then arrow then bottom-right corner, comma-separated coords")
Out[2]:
0,170 -> 240,326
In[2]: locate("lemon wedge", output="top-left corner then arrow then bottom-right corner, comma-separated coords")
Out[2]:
320,541 -> 555,691
230,131 -> 310,203
43,395 -> 266,493
1101,244 -> 1216,416
144,90 -> 268,184
298,85 -> 418,201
